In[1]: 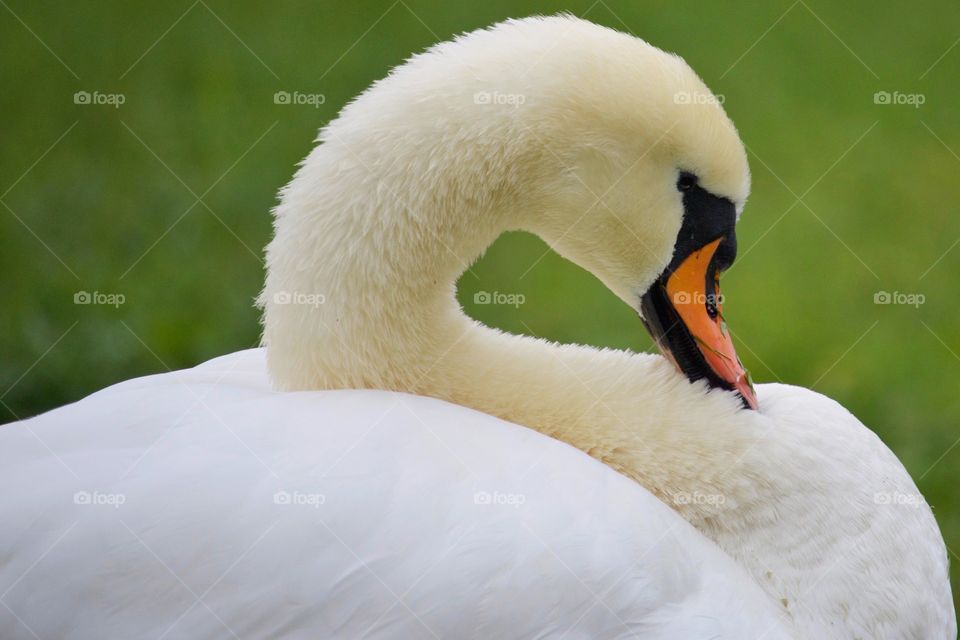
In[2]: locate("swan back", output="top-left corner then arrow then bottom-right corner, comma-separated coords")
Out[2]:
0,350 -> 791,639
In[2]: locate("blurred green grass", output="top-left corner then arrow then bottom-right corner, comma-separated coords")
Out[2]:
1,0 -> 958,610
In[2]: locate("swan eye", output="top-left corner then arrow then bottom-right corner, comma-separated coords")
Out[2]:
677,172 -> 698,192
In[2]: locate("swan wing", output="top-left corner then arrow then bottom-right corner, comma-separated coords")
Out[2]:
0,349 -> 788,639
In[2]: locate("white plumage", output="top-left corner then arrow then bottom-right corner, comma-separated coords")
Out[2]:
1,14 -> 954,639
1,350 -> 792,639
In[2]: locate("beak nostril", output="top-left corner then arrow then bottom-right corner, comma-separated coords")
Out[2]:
704,257 -> 722,320
706,298 -> 719,319
713,234 -> 737,273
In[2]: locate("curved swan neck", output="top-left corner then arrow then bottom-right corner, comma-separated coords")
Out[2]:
261,134 -> 506,381
261,132 -> 751,514
421,324 -> 747,503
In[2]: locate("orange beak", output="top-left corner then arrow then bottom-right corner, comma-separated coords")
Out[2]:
640,236 -> 758,410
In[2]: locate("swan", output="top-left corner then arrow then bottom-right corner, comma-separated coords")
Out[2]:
0,15 -> 954,640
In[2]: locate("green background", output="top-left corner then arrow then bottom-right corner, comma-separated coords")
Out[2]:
2,0 -> 958,612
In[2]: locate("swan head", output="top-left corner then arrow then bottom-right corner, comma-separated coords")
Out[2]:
462,16 -> 756,407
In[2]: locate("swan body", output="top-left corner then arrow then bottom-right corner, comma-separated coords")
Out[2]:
1,15 -> 954,639
1,349 -> 792,639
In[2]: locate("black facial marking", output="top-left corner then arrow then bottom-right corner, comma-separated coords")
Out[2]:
666,171 -> 738,275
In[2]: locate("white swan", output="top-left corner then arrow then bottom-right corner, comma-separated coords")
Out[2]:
0,15 -> 954,640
